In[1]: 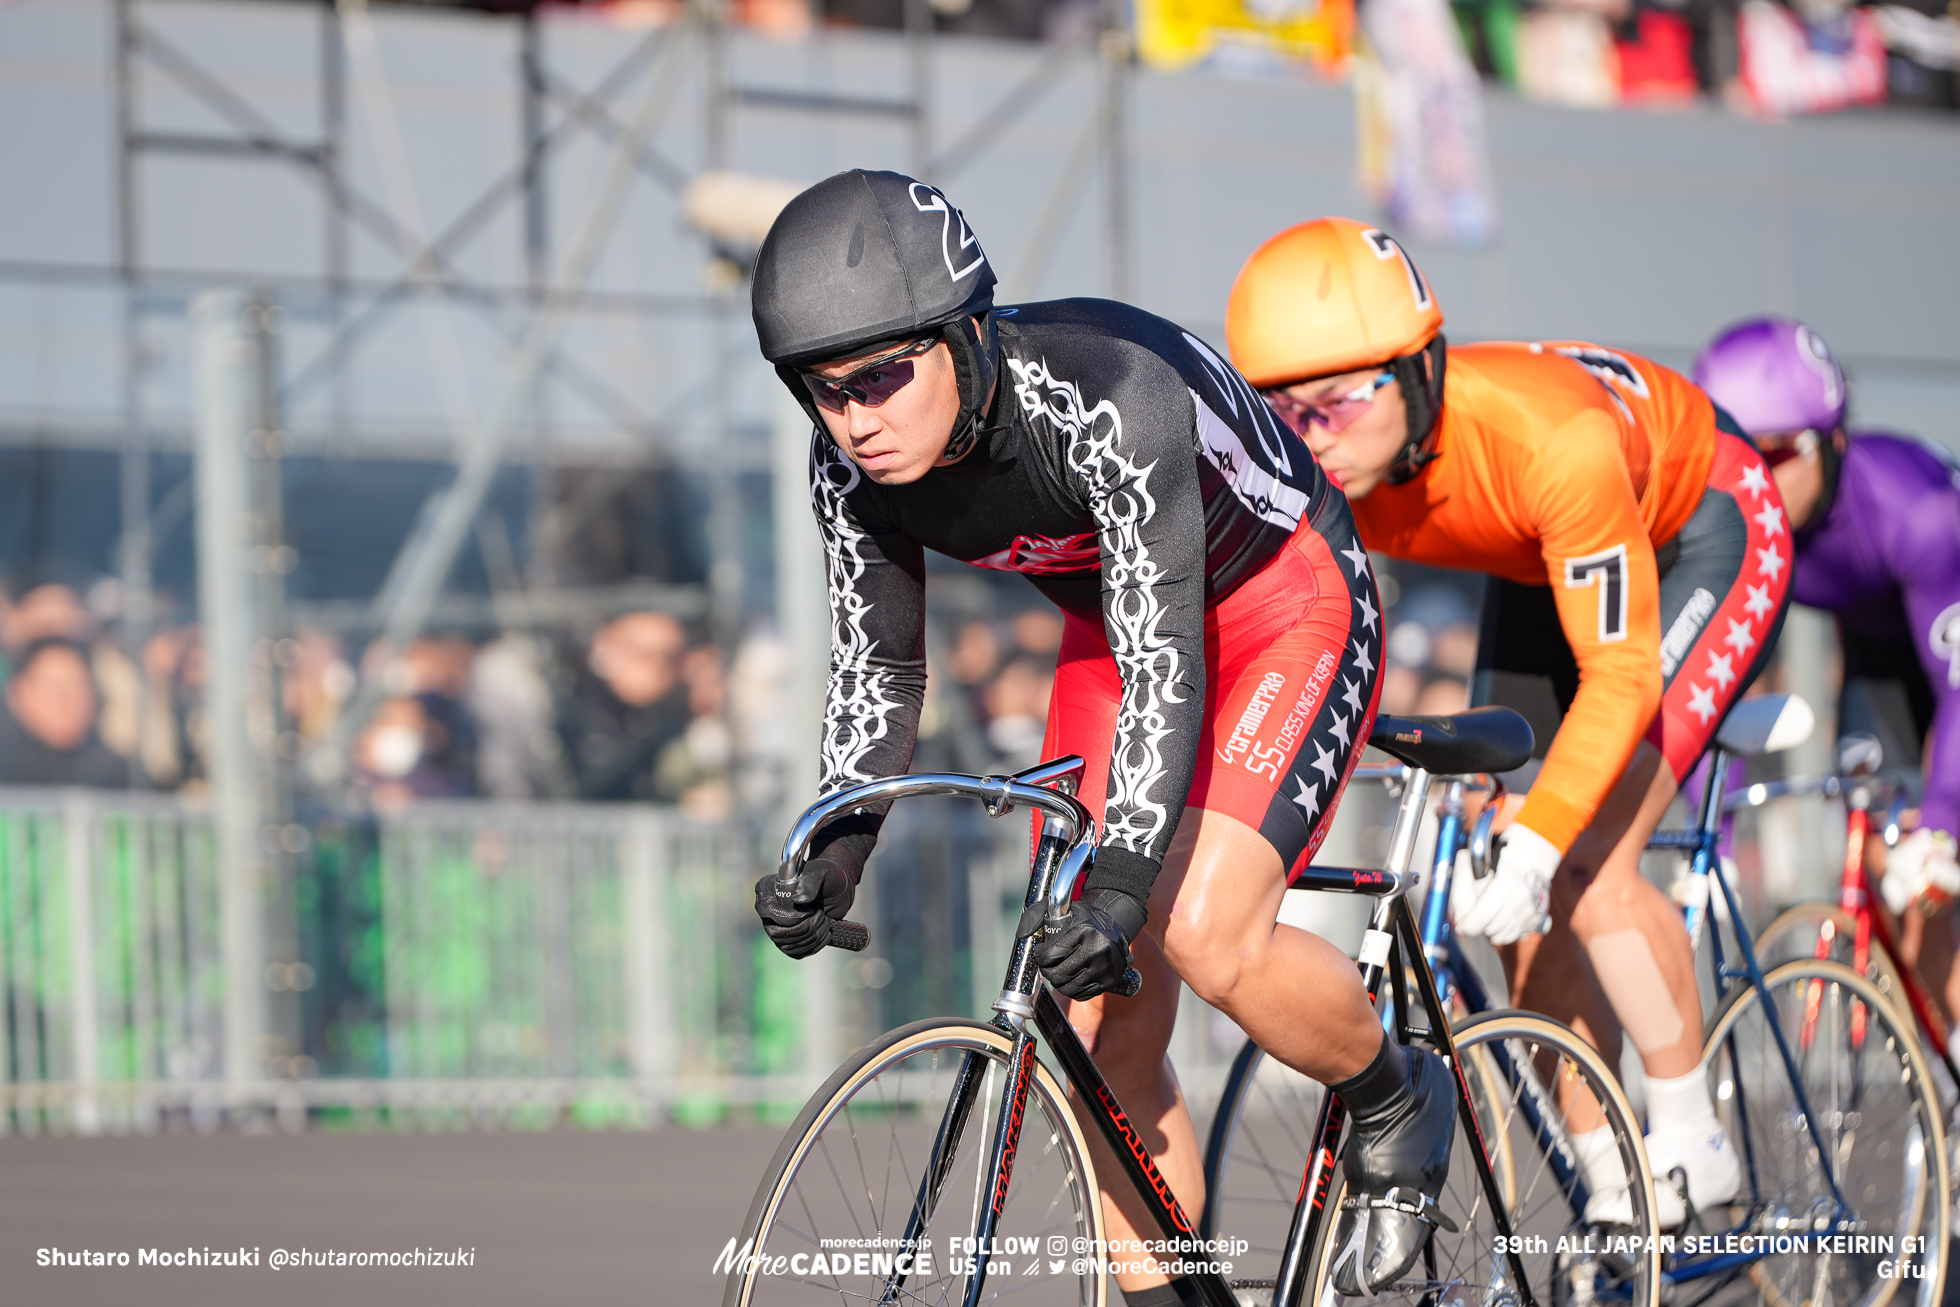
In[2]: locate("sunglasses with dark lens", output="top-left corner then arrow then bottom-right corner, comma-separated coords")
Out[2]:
799,337 -> 939,414
1262,372 -> 1396,437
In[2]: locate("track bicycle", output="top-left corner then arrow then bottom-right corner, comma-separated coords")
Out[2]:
1209,694 -> 1950,1307
1642,696 -> 1950,1307
1204,754 -> 1662,1307
1734,737 -> 1960,1239
722,707 -> 1658,1307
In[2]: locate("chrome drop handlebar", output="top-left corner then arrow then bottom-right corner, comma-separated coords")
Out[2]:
776,758 -> 1101,949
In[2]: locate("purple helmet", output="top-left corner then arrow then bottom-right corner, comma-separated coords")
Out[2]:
1693,317 -> 1847,436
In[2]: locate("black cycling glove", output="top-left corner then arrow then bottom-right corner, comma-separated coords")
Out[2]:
754,820 -> 876,959
1032,888 -> 1147,1000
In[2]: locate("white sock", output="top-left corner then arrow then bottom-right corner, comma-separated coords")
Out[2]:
1570,1123 -> 1625,1193
1644,1067 -> 1719,1137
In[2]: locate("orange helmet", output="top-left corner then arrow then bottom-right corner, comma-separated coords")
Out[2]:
1226,217 -> 1444,388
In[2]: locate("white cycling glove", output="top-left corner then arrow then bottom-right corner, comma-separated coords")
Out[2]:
1453,823 -> 1561,945
1881,829 -> 1960,917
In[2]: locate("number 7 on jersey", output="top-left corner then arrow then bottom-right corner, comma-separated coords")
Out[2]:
1566,545 -> 1629,643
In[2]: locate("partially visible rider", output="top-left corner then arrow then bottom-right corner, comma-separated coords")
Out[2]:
748,171 -> 1456,1304
1226,219 -> 1795,1227
1695,318 -> 1960,1048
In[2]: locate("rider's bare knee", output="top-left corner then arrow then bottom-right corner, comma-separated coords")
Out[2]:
1160,914 -> 1249,1010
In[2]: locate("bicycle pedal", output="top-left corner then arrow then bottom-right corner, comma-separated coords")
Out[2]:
1229,1280 -> 1276,1307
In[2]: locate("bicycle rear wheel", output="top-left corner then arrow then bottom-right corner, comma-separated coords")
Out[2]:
723,1018 -> 1105,1307
1703,958 -> 1949,1307
1753,904 -> 1911,1015
1201,1034 -> 1517,1258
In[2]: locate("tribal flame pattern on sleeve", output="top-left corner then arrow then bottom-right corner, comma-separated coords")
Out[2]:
1010,354 -> 1205,861
808,435 -> 926,797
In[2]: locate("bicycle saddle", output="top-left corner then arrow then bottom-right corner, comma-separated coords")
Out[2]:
1367,706 -> 1534,776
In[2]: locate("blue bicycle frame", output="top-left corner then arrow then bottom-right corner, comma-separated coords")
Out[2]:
1397,752 -> 1858,1296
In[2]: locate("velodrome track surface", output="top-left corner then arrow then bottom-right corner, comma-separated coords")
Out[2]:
3,1126 -> 785,1305
11,1126 -> 1960,1306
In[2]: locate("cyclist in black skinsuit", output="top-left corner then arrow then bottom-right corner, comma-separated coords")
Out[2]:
750,169 -> 1455,1305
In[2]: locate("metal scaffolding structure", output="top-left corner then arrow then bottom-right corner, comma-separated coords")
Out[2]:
85,0 -> 1135,682
7,0 -> 1139,1102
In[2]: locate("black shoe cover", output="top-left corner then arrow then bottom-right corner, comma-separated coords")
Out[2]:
1329,1047 -> 1458,1296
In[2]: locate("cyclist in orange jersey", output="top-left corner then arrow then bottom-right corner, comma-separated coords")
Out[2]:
1226,218 -> 1795,1227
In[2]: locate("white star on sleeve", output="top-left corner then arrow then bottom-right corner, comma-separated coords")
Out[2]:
1310,740 -> 1340,785
1291,776 -> 1321,819
1722,617 -> 1757,656
1737,463 -> 1770,500
1341,539 -> 1372,578
1356,589 -> 1379,633
1752,504 -> 1786,539
1743,582 -> 1775,621
1755,543 -> 1785,583
1687,683 -> 1718,723
1351,638 -> 1376,678
1341,676 -> 1366,715
1328,709 -> 1352,751
1705,650 -> 1736,691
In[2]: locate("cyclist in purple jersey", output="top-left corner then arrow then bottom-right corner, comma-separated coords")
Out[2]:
1697,317 -> 1960,1036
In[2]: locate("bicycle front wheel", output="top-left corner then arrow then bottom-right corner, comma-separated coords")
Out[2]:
723,1018 -> 1106,1307
1704,958 -> 1949,1307
1207,1012 -> 1659,1307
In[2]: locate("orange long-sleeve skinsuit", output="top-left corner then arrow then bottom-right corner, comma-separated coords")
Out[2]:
1350,342 -> 1727,851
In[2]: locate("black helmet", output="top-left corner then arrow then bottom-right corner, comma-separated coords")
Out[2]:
753,169 -> 1000,460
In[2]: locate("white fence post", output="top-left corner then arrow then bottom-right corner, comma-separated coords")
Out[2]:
621,810 -> 672,1112
774,390 -> 844,1082
63,793 -> 99,1135
192,289 -> 271,1108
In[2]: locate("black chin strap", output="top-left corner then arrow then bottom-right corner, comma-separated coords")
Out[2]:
941,311 -> 999,463
1384,336 -> 1448,486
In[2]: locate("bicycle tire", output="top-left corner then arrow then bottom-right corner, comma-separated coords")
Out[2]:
1753,903 -> 1912,1017
723,1018 -> 1106,1307
1200,1034 -> 1517,1252
1209,1012 -> 1659,1307
1702,958 -> 1949,1307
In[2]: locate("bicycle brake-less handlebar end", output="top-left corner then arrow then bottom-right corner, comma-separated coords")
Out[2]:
1115,968 -> 1142,998
828,920 -> 869,952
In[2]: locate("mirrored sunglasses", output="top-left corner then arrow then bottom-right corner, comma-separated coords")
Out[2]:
799,337 -> 939,414
1263,372 -> 1396,436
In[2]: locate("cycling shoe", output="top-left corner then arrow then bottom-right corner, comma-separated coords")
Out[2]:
1329,1045 -> 1459,1296
1644,1121 -> 1740,1228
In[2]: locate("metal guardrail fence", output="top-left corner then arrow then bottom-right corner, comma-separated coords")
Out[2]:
0,789 -> 811,1134
0,788 -> 1251,1135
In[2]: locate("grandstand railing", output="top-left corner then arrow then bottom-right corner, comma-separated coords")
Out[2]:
0,787 -> 1240,1134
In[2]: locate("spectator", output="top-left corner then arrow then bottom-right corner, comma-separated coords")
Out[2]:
1009,608 -> 1064,658
556,611 -> 690,802
656,644 -> 737,819
982,653 -> 1055,770
469,633 -> 563,800
1413,675 -> 1471,716
140,625 -> 209,790
0,638 -> 129,788
283,630 -> 356,749
947,619 -> 1001,691
2,582 -> 93,651
350,694 -> 476,811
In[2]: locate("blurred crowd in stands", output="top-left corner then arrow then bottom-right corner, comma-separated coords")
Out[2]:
662,0 -> 1960,115
0,565 -> 1492,814
0,573 -> 1076,816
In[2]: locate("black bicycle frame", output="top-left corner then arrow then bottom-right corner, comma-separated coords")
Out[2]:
851,761 -> 1520,1307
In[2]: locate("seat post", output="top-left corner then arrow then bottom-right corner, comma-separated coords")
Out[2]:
1697,748 -> 1731,836
1373,767 -> 1432,933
